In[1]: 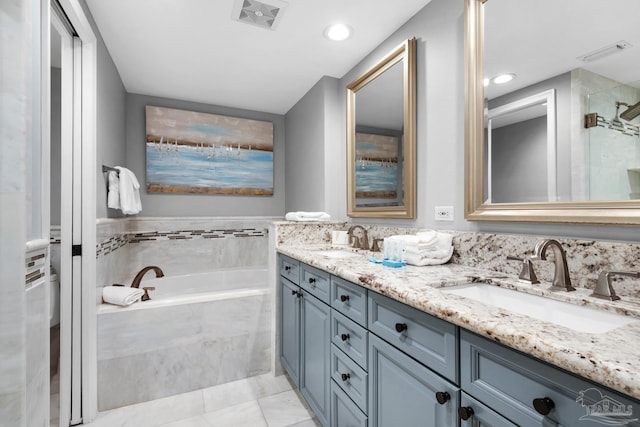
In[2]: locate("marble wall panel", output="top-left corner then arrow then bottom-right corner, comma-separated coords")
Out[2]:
26,282 -> 49,427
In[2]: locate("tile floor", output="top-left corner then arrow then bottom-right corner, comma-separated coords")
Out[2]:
80,373 -> 320,427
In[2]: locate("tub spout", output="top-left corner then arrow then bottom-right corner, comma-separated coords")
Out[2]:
131,266 -> 164,288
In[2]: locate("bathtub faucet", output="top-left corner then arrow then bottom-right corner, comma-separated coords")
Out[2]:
131,266 -> 164,288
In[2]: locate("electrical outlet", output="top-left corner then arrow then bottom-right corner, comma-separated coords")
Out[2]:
435,206 -> 454,221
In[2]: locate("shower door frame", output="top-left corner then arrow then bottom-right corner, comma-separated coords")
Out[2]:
43,0 -> 98,424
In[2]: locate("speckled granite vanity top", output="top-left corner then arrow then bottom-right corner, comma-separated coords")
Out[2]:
277,243 -> 640,401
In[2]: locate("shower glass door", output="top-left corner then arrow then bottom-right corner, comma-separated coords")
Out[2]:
587,83 -> 640,201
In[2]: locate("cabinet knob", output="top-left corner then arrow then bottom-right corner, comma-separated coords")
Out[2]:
395,322 -> 408,333
340,333 -> 350,342
435,391 -> 450,405
308,277 -> 316,285
340,294 -> 350,302
532,397 -> 555,416
284,266 -> 291,271
458,406 -> 474,421
291,290 -> 296,296
340,373 -> 351,381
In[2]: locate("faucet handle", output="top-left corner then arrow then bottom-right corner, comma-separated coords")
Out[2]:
507,256 -> 540,284
592,271 -> 639,301
142,286 -> 156,302
371,238 -> 384,252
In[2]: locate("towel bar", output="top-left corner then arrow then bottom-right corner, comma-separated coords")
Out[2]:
102,165 -> 119,174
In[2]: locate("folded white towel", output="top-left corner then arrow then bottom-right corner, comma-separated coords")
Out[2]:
115,166 -> 142,215
285,211 -> 331,222
404,246 -> 454,266
102,286 -> 145,306
107,171 -> 120,210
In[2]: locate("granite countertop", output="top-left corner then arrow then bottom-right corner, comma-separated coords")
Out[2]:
277,243 -> 640,401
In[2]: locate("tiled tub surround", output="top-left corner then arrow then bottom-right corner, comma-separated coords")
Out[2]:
274,222 -> 640,400
97,268 -> 272,411
94,217 -> 275,411
94,217 -> 273,294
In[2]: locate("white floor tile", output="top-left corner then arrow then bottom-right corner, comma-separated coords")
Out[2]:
249,373 -> 292,399
203,401 -> 268,427
158,415 -> 213,427
201,378 -> 256,413
258,390 -> 314,427
284,419 -> 321,427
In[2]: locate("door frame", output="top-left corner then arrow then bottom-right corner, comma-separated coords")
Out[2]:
42,0 -> 97,423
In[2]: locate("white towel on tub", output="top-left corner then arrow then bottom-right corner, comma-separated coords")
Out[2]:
102,286 -> 145,306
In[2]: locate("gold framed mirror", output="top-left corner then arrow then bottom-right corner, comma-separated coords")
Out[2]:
347,37 -> 416,219
464,0 -> 640,224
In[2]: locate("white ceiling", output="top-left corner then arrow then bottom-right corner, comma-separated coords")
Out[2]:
85,0 -> 432,115
484,0 -> 640,100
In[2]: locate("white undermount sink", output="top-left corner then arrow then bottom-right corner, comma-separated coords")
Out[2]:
313,249 -> 362,259
442,283 -> 637,334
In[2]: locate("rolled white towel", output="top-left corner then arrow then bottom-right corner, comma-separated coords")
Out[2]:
285,211 -> 331,221
102,286 -> 145,306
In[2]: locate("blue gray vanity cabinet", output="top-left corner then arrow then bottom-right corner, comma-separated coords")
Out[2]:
279,255 -> 331,426
280,276 -> 300,386
300,288 -> 331,426
460,392 -> 517,427
368,291 -> 458,383
331,276 -> 367,327
331,381 -> 367,427
461,330 -> 640,427
368,333 -> 460,426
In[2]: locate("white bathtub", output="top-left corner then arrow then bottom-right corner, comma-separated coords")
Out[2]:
96,267 -> 272,410
98,267 -> 269,312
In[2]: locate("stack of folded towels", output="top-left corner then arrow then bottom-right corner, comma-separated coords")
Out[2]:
102,285 -> 145,307
383,230 -> 453,266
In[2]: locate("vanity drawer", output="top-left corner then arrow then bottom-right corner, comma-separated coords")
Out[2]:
331,381 -> 367,427
300,264 -> 331,304
331,310 -> 367,369
368,291 -> 458,383
331,276 -> 367,327
331,344 -> 368,413
279,255 -> 300,285
461,330 -> 640,427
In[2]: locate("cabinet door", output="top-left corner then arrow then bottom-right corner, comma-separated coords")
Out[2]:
332,381 -> 368,427
460,392 -> 517,427
280,277 -> 300,386
368,334 -> 459,427
300,290 -> 331,426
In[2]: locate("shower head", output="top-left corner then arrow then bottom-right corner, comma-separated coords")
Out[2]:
620,101 -> 640,121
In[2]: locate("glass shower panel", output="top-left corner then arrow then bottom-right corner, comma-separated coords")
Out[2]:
587,82 -> 640,201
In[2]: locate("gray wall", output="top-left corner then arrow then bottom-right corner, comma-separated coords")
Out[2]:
285,76 -> 343,215
78,0 -> 128,220
126,93 -> 286,217
329,0 -> 640,241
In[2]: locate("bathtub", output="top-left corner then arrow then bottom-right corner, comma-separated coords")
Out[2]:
96,267 -> 272,410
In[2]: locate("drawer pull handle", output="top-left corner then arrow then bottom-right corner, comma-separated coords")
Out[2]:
458,406 -> 474,421
308,277 -> 316,285
395,322 -> 408,333
533,397 -> 555,416
340,333 -> 350,342
435,391 -> 450,405
340,294 -> 350,302
284,266 -> 291,271
340,373 -> 351,381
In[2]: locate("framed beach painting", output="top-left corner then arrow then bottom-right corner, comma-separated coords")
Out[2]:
145,106 -> 274,195
355,131 -> 401,205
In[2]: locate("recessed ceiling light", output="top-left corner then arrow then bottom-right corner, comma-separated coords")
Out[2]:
483,78 -> 490,87
492,73 -> 516,84
324,24 -> 352,41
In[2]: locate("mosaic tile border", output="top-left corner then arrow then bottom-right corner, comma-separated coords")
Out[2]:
25,250 -> 47,287
93,227 -> 269,258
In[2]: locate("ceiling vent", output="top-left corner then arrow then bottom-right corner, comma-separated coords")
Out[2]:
232,0 -> 287,30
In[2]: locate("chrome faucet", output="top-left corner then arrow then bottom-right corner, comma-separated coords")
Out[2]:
131,266 -> 164,288
533,239 -> 575,292
592,271 -> 639,301
347,225 -> 369,250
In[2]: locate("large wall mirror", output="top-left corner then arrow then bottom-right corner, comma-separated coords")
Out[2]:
347,37 -> 416,218
465,0 -> 640,224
